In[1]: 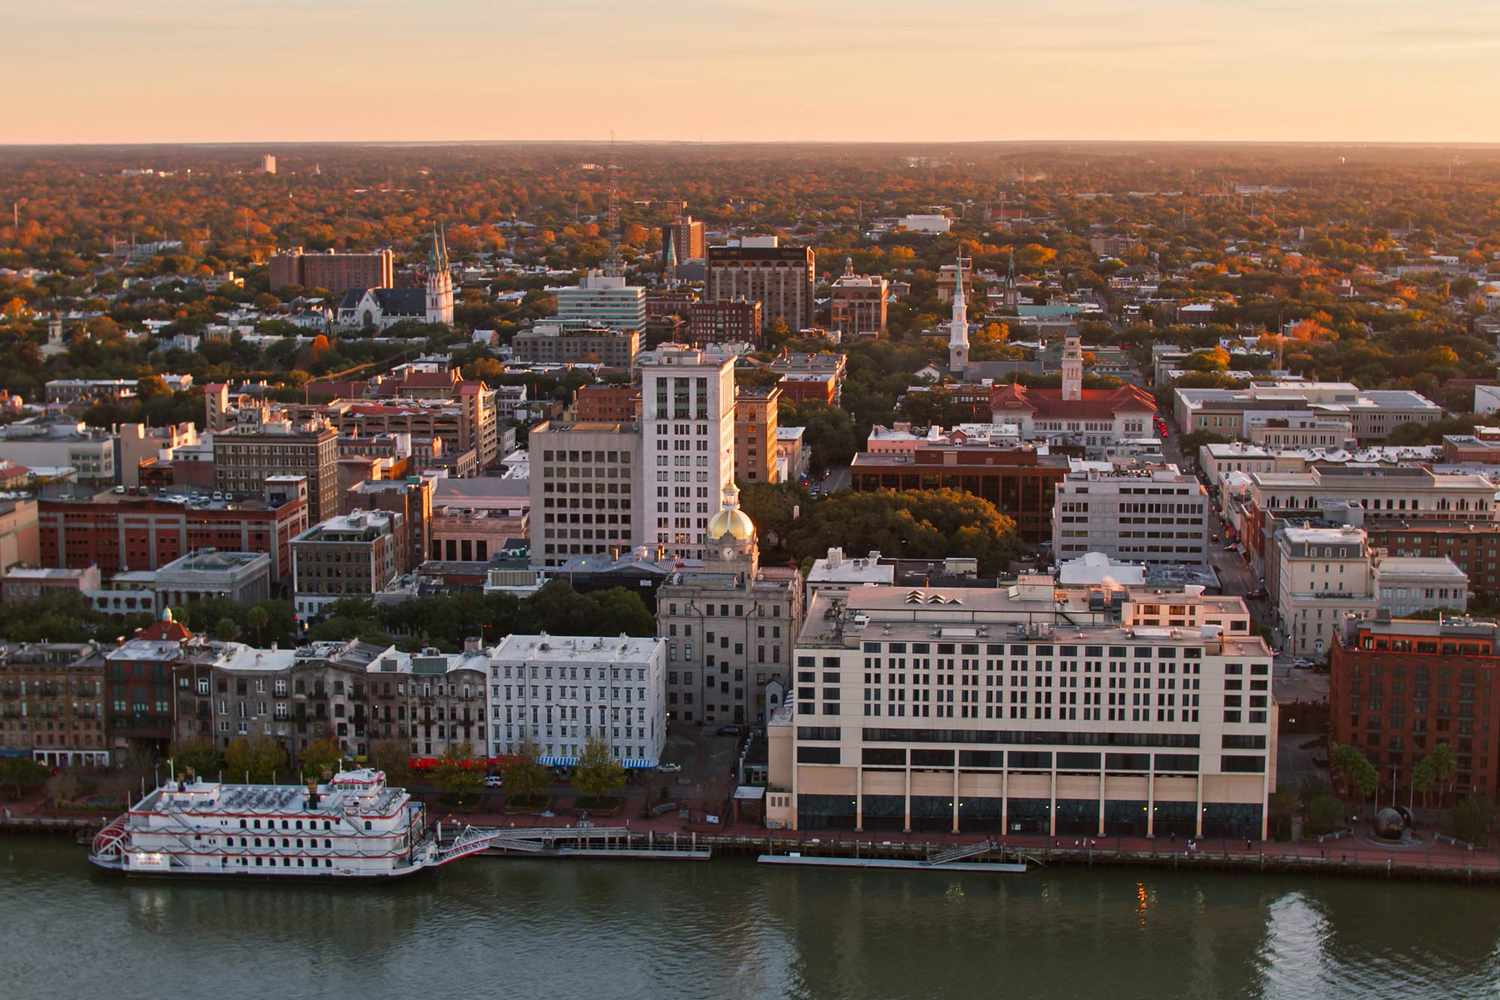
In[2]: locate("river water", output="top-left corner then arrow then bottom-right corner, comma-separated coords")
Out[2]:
4,839 -> 1498,1000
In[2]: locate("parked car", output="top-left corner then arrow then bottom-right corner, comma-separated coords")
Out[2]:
656,762 -> 682,774
715,725 -> 740,737
484,774 -> 503,788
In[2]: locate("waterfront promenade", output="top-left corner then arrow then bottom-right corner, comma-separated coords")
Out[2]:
438,805 -> 1500,883
6,792 -> 1496,883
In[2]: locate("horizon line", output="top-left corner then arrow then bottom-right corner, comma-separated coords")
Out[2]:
4,138 -> 1500,151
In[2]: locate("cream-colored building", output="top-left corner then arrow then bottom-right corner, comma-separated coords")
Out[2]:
1245,416 -> 1353,450
1251,467 -> 1499,523
1274,525 -> 1376,657
640,347 -> 735,562
656,485 -> 802,725
117,422 -> 199,489
528,420 -> 643,568
1371,556 -> 1469,617
767,578 -> 1274,840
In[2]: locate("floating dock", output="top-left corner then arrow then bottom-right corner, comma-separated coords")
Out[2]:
758,854 -> 1026,874
477,826 -> 712,861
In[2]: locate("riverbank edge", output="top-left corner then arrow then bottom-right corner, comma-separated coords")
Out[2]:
7,814 -> 1496,886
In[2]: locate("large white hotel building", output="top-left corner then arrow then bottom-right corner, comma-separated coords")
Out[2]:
766,577 -> 1275,839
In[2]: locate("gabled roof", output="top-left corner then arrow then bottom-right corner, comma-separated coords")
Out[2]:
990,382 -> 1157,419
372,288 -> 427,317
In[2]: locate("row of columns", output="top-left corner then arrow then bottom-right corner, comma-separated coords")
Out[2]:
859,761 -> 1207,839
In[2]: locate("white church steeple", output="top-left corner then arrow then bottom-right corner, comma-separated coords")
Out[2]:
1061,331 -> 1083,401
424,227 -> 454,326
948,254 -> 968,374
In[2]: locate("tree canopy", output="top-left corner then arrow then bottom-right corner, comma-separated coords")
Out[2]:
784,488 -> 1020,576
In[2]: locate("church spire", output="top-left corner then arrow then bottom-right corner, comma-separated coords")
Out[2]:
948,253 -> 968,374
663,233 -> 678,288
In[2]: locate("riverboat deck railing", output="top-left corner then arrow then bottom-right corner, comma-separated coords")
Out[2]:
926,838 -> 996,865
431,826 -> 499,866
89,814 -> 129,861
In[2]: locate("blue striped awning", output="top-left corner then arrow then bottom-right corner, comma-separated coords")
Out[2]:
538,755 -> 577,767
622,758 -> 658,770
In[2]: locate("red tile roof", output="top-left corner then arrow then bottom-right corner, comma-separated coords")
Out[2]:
989,383 -> 1157,419
134,614 -> 193,643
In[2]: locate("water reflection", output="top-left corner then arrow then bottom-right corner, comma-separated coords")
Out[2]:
4,842 -> 1500,1000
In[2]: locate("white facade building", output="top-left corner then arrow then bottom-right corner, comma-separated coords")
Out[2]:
550,270 -> 647,330
1199,442 -> 1275,486
640,347 -> 735,561
804,547 -> 894,606
486,634 -> 667,768
1053,461 -> 1210,566
766,580 -> 1275,840
900,214 -> 952,234
1372,556 -> 1469,617
1274,525 -> 1376,657
0,422 -> 115,483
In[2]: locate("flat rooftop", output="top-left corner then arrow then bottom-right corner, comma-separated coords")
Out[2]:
490,633 -> 662,664
159,550 -> 270,573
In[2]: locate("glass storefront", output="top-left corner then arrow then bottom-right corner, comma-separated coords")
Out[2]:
1202,803 -> 1263,840
1152,801 -> 1196,838
797,794 -> 857,831
1104,799 -> 1149,837
862,794 -> 905,833
1006,797 -> 1051,834
1055,798 -> 1098,837
957,796 -> 1003,832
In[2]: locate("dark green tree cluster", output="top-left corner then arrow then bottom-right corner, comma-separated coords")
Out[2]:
783,488 -> 1021,576
171,598 -> 297,647
307,580 -> 655,651
0,592 -> 153,644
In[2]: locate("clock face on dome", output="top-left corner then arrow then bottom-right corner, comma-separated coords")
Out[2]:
722,545 -> 735,560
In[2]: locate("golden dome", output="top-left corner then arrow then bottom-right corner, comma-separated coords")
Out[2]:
706,484 -> 755,541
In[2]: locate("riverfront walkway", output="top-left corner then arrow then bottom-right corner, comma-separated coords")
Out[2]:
7,796 -> 1495,883
438,806 -> 1500,882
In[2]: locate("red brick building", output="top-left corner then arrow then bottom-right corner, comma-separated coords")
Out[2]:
1364,519 -> 1500,601
777,372 -> 838,406
849,444 -> 1070,543
1331,617 -> 1500,803
645,288 -> 698,321
104,613 -> 194,756
573,384 -> 641,422
38,493 -> 307,584
689,299 -> 762,345
269,248 -> 393,294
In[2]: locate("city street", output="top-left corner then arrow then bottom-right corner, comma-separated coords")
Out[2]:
818,464 -> 851,494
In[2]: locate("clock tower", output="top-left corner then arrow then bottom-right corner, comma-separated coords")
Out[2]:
702,482 -> 758,579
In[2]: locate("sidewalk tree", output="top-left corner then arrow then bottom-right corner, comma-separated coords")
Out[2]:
434,742 -> 483,805
502,741 -> 550,803
1427,743 -> 1458,804
298,738 -> 343,781
44,771 -> 79,806
1330,743 -> 1378,803
369,739 -> 411,785
169,738 -> 223,781
573,738 -> 626,802
1412,754 -> 1440,809
1448,795 -> 1494,847
246,604 -> 270,645
0,757 -> 47,799
224,735 -> 288,784
1306,793 -> 1346,836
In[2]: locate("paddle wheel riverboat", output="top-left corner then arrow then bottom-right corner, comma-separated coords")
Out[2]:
89,768 -> 494,879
